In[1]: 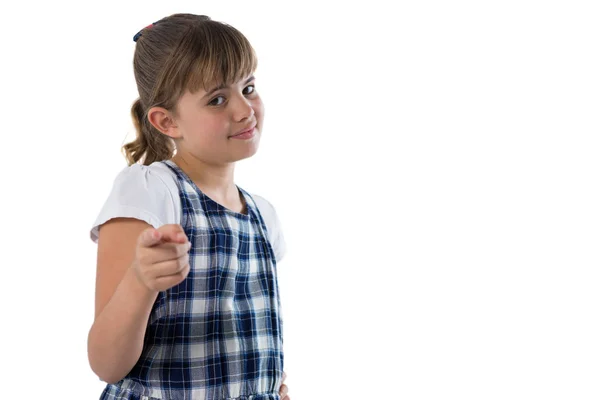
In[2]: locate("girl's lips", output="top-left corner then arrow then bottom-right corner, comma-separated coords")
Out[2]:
230,127 -> 255,139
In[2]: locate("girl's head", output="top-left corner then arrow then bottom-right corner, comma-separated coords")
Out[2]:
123,14 -> 263,166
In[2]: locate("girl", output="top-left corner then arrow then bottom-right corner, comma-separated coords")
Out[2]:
88,14 -> 290,400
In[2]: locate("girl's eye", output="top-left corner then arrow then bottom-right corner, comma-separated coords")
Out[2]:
209,85 -> 255,106
209,96 -> 225,106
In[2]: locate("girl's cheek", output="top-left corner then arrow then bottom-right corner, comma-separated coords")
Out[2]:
253,98 -> 264,116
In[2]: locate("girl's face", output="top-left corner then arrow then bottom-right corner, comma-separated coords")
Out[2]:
171,74 -> 264,164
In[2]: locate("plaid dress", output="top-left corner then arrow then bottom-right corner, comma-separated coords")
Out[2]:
100,160 -> 284,400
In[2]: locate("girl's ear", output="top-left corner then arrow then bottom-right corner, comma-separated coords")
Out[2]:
147,106 -> 182,139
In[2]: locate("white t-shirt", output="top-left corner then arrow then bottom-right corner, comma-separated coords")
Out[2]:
90,161 -> 286,262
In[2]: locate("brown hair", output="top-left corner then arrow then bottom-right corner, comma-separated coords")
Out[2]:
123,14 -> 258,165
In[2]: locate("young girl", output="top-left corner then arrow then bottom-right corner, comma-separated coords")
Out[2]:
88,14 -> 290,400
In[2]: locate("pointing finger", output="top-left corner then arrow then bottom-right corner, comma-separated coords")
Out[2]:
138,228 -> 163,247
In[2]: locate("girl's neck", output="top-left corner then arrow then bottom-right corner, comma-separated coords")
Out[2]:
170,154 -> 241,207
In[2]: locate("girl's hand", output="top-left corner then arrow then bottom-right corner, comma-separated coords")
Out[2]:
133,224 -> 191,292
279,371 -> 290,400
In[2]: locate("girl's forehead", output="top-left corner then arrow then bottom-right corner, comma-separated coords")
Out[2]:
185,51 -> 256,93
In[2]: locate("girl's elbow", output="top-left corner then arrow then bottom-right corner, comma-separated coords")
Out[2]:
88,352 -> 124,385
88,354 -> 127,384
87,329 -> 126,384
92,368 -> 122,385
102,375 -> 123,385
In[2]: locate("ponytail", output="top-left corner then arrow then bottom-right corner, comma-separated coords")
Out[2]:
122,98 -> 174,166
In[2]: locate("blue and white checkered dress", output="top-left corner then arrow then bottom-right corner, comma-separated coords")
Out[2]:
100,160 -> 284,400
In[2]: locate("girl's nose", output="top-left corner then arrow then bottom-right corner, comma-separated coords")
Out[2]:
233,94 -> 255,121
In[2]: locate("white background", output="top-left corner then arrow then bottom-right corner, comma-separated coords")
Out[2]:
1,0 -> 599,398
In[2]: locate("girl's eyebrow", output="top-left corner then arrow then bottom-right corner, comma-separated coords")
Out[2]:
203,75 -> 255,99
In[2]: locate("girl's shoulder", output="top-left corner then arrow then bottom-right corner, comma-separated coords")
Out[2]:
90,161 -> 180,243
110,161 -> 181,216
248,194 -> 286,262
249,194 -> 277,221
114,160 -> 179,192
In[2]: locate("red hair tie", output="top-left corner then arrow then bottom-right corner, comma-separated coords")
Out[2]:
133,20 -> 160,42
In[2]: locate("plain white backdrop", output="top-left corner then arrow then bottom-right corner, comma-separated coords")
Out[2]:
1,0 -> 599,398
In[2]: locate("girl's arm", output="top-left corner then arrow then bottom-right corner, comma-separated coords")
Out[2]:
87,218 -> 158,384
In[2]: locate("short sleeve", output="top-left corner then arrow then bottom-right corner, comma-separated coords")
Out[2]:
90,163 -> 179,243
253,195 -> 287,263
